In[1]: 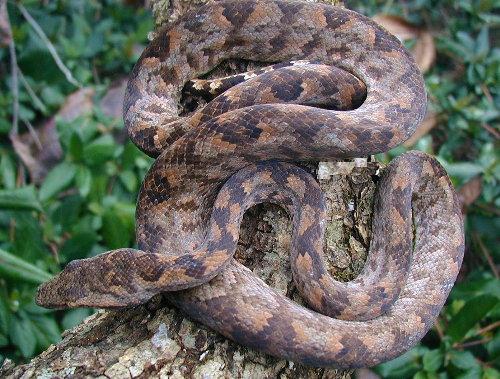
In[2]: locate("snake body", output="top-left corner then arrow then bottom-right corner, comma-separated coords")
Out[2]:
36,0 -> 465,368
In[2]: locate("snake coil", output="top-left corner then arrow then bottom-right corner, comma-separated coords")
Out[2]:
37,0 -> 464,368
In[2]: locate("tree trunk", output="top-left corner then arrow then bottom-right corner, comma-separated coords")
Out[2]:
2,1 -> 384,378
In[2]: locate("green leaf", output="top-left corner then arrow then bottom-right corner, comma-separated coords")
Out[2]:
449,350 -> 481,371
486,331 -> 500,362
0,333 -> 8,347
118,170 -> 137,192
40,87 -> 65,108
62,308 -> 92,330
101,208 -> 132,249
447,294 -> 499,342
121,142 -> 143,170
483,368 -> 500,379
423,349 -> 443,372
22,302 -> 52,315
414,371 -> 428,379
0,249 -> 53,284
0,186 -> 42,212
75,166 -> 92,197
39,162 -> 77,201
375,347 -> 426,378
475,27 -> 489,59
451,276 -> 500,301
69,132 -> 84,162
0,296 -> 10,335
443,161 -> 484,181
458,370 -> 482,379
60,231 -> 99,261
10,211 -> 47,261
0,153 -> 16,189
9,317 -> 36,358
83,135 -> 117,166
31,315 -> 61,348
50,194 -> 84,231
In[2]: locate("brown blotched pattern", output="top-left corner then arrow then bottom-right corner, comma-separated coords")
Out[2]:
36,0 -> 464,368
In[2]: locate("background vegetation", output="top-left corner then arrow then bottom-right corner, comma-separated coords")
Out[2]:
0,0 -> 498,378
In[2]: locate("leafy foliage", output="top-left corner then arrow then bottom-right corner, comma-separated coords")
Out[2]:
0,0 -> 152,362
350,0 -> 500,377
0,0 -> 498,376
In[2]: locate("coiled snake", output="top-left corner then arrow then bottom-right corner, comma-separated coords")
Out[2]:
36,0 -> 465,368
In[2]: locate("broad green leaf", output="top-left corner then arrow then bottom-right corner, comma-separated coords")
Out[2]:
69,132 -> 84,162
62,308 -> 92,330
10,211 -> 46,261
475,27 -> 489,59
447,294 -> 499,342
451,276 -> 500,301
456,368 -> 482,379
122,142 -> 143,170
0,249 -> 53,284
75,166 -> 92,197
60,231 -> 99,261
83,135 -> 117,166
0,296 -> 10,335
22,302 -> 53,315
40,87 -> 65,108
0,333 -> 8,347
0,186 -> 42,212
443,161 -> 484,181
488,301 -> 500,321
119,170 -> 138,193
0,153 -> 16,189
101,209 -> 132,249
486,331 -> 500,362
9,317 -> 36,358
423,349 -> 443,372
39,162 -> 77,202
375,347 -> 426,378
483,368 -> 500,379
31,315 -> 61,348
50,194 -> 83,231
414,371 -> 440,379
449,350 -> 481,371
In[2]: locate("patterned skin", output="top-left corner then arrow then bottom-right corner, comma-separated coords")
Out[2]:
36,0 -> 464,368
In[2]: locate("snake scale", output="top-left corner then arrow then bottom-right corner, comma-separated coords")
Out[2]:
36,0 -> 465,368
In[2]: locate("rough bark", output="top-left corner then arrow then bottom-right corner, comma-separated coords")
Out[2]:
2,1 -> 386,378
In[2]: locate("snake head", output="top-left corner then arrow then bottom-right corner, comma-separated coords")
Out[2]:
36,259 -> 93,309
36,257 -> 137,309
36,248 -> 157,309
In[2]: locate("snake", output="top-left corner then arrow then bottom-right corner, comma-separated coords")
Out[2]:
36,0 -> 465,368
